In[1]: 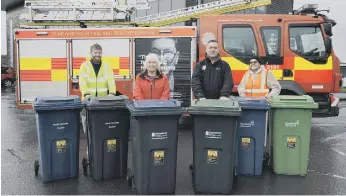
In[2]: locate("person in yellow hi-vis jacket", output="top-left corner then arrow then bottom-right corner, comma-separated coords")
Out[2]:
79,43 -> 116,134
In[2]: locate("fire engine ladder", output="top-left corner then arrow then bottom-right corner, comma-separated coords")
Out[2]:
19,0 -> 158,23
135,0 -> 271,27
19,0 -> 271,28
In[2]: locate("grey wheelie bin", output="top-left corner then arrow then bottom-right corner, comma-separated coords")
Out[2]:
33,96 -> 84,183
82,95 -> 130,181
187,99 -> 242,195
126,100 -> 185,195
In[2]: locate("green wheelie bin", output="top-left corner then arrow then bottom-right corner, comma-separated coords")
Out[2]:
187,99 -> 242,194
266,95 -> 318,176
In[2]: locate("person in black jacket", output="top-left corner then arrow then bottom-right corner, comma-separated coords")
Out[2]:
192,40 -> 234,100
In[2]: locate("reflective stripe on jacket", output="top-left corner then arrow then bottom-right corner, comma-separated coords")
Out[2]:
78,61 -> 116,100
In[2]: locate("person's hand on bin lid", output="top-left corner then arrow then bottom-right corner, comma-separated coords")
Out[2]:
108,93 -> 115,96
219,96 -> 230,101
265,94 -> 271,99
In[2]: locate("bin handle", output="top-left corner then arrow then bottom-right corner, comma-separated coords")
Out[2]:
133,100 -> 180,107
42,98 -> 76,104
279,98 -> 308,102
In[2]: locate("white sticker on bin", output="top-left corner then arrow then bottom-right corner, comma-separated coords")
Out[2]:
152,132 -> 168,140
205,131 -> 222,139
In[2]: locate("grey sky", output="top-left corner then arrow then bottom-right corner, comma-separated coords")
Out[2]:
294,0 -> 346,62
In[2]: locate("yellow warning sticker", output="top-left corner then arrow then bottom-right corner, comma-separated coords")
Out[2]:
154,151 -> 164,165
242,138 -> 250,143
107,139 -> 117,152
207,150 -> 218,164
56,140 -> 66,153
241,137 -> 251,149
287,137 -> 296,149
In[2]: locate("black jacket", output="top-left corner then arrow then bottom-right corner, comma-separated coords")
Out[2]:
191,56 -> 234,99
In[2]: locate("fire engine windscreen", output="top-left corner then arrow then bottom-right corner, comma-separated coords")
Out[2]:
289,26 -> 327,61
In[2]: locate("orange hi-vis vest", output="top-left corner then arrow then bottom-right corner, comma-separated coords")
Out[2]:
244,69 -> 270,98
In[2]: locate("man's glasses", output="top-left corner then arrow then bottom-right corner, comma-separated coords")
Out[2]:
250,61 -> 258,64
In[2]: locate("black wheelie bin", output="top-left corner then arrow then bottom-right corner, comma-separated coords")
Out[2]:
126,99 -> 186,195
187,99 -> 242,194
33,96 -> 84,183
82,95 -> 130,181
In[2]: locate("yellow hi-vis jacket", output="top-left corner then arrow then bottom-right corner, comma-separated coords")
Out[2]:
79,61 -> 116,100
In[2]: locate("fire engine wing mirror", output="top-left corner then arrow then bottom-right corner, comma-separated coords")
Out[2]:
325,37 -> 332,55
323,23 -> 333,37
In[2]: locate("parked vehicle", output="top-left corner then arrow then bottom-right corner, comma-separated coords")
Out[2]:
1,66 -> 16,89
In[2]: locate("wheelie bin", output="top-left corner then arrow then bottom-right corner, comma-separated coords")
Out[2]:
267,95 -> 318,176
186,99 -> 242,194
82,95 -> 130,181
32,96 -> 84,183
232,97 -> 270,176
126,100 -> 185,195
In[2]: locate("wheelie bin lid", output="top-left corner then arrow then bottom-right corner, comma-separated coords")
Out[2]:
230,96 -> 270,111
187,99 -> 242,116
268,95 -> 319,109
126,100 -> 186,116
33,95 -> 85,111
85,95 -> 129,110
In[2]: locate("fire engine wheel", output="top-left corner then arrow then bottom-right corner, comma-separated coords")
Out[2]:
2,79 -> 13,88
34,160 -> 39,176
126,169 -> 133,187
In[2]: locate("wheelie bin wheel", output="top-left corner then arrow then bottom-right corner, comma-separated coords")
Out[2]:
82,158 -> 88,174
263,152 -> 270,167
233,175 -> 238,185
126,169 -> 133,187
233,168 -> 238,185
34,160 -> 39,176
189,164 -> 193,170
131,176 -> 136,192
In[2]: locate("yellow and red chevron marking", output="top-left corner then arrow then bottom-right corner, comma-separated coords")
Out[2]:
72,57 -> 130,77
19,57 -> 68,81
210,56 -> 334,86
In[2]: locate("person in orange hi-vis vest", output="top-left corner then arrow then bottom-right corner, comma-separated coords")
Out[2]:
237,57 -> 281,98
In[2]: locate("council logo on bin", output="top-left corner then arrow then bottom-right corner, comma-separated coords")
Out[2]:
239,120 -> 255,128
285,120 -> 300,128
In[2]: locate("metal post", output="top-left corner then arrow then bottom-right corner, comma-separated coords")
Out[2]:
9,20 -> 14,68
196,0 -> 202,27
